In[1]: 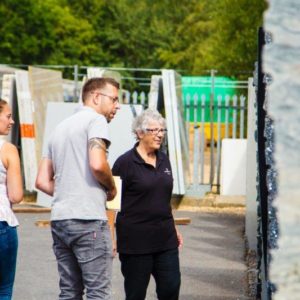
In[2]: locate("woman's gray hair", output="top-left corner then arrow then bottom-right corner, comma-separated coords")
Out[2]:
132,108 -> 166,139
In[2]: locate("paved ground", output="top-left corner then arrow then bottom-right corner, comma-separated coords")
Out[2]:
13,209 -> 252,300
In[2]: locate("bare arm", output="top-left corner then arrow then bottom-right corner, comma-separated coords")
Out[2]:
88,138 -> 116,200
35,158 -> 55,196
172,211 -> 183,249
175,226 -> 183,249
4,143 -> 23,204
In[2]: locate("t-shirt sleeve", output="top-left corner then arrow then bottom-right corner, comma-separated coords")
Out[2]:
112,157 -> 121,177
88,115 -> 111,147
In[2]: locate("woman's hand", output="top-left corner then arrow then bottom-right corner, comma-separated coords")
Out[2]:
112,239 -> 117,258
176,228 -> 183,249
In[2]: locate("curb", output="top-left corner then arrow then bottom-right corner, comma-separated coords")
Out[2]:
171,194 -> 245,211
15,194 -> 246,214
13,204 -> 51,213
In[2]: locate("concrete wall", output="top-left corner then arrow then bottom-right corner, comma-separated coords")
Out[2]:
264,0 -> 300,298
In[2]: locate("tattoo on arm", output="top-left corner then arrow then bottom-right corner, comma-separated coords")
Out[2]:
88,138 -> 108,153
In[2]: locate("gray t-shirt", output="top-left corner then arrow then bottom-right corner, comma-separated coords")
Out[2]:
45,106 -> 110,221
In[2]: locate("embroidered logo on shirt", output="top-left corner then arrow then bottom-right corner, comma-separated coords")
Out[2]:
164,168 -> 171,176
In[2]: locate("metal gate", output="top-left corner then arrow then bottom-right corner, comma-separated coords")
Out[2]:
183,76 -> 248,195
122,72 -> 249,196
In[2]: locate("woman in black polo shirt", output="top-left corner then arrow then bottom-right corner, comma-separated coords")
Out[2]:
112,108 -> 182,300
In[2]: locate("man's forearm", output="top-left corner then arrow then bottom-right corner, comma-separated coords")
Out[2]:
93,163 -> 116,191
88,138 -> 115,191
36,179 -> 55,196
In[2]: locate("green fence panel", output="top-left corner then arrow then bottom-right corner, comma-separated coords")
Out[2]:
182,76 -> 236,123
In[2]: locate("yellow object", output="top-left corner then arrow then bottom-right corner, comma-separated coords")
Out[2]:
106,176 -> 122,210
189,123 -> 233,142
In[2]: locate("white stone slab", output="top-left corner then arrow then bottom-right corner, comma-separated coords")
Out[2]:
28,66 -> 63,161
245,78 -> 258,250
1,74 -> 15,142
38,102 -> 78,207
148,75 -> 161,109
162,70 -> 189,195
220,139 -> 247,196
15,70 -> 38,192
37,102 -> 142,207
107,104 -> 143,166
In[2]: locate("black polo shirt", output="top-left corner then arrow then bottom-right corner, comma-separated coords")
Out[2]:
112,144 -> 178,254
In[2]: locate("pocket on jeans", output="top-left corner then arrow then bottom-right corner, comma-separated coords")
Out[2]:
75,231 -> 96,263
76,225 -> 111,263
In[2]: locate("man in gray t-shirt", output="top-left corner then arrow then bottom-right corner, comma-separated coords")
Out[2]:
35,77 -> 120,300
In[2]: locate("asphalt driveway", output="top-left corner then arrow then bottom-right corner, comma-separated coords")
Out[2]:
13,209 -> 251,300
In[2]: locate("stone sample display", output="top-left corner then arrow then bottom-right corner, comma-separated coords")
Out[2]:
264,0 -> 300,298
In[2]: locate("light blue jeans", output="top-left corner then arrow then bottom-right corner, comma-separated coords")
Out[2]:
0,221 -> 18,300
51,219 -> 113,300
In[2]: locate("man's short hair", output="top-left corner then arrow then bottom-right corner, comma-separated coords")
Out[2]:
82,77 -> 120,103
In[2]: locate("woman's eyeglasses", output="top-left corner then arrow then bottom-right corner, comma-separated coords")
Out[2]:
145,128 -> 167,135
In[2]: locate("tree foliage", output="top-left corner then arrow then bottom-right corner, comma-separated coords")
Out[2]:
204,0 -> 267,75
0,0 -> 266,77
0,0 -> 95,65
159,0 -> 267,76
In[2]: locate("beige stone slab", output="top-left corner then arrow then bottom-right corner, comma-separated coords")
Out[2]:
28,66 -> 63,161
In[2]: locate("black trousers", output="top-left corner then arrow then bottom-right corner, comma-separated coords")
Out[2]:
119,248 -> 181,300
